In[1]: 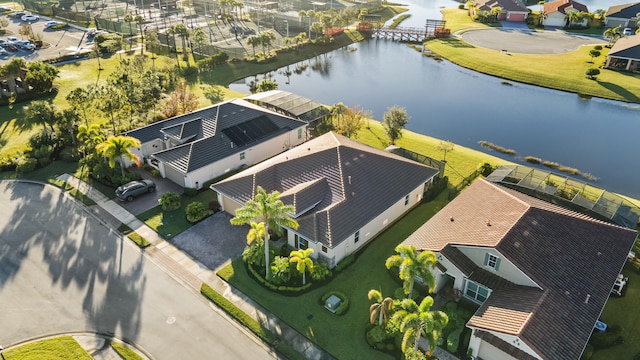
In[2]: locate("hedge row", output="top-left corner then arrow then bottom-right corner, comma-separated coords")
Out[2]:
248,263 -> 313,294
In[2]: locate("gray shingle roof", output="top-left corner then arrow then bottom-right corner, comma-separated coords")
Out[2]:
606,2 -> 640,18
608,34 -> 640,60
404,179 -> 638,360
475,0 -> 527,12
212,132 -> 439,248
125,99 -> 305,175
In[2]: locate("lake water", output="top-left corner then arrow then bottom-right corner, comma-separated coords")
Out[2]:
231,1 -> 640,199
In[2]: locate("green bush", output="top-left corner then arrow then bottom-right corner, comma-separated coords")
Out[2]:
159,192 -> 181,211
447,328 -> 463,353
310,261 -> 332,281
183,187 -> 198,197
127,232 -> 151,248
16,157 -> 38,173
367,326 -> 387,343
32,145 -> 54,166
151,169 -> 160,177
186,201 -> 213,223
335,254 -> 355,272
477,162 -> 494,177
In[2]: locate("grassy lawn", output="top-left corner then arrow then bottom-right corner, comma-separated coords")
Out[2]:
441,8 -> 498,33
139,190 -> 219,239
430,9 -> 640,103
218,190 -> 451,359
2,336 -> 92,360
591,263 -> 640,360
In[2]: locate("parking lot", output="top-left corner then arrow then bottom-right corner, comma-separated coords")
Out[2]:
0,9 -> 95,64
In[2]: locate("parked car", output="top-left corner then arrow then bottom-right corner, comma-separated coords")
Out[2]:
623,27 -> 634,36
16,40 -> 35,50
10,11 -> 27,18
0,48 -> 8,57
6,36 -> 18,43
44,20 -> 66,28
21,14 -> 39,22
115,180 -> 156,201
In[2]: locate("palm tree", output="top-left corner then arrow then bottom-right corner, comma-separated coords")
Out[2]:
490,7 -> 502,22
604,26 -> 621,45
76,123 -> 104,156
96,135 -> 141,178
246,221 -> 267,245
566,10 -> 583,28
23,100 -> 57,138
230,186 -> 299,280
290,248 -> 314,285
392,296 -> 448,354
247,34 -> 260,56
385,244 -> 437,299
368,289 -> 394,326
134,14 -> 146,55
189,27 -> 209,60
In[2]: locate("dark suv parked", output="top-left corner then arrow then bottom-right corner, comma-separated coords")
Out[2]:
115,180 -> 156,201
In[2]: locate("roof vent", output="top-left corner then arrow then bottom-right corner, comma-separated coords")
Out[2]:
585,294 -> 591,304
450,217 -> 454,222
348,176 -> 351,184
351,192 -> 355,197
486,220 -> 492,226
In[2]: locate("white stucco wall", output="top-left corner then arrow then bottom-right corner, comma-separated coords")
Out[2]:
435,251 -> 468,292
468,328 -> 542,360
456,245 -> 540,288
287,179 -> 431,268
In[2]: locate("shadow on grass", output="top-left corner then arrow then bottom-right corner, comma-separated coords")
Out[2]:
596,80 -> 640,103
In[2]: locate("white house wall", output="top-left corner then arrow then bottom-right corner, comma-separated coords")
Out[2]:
455,245 -> 540,288
435,251 -> 467,292
184,129 -> 306,189
288,181 -> 429,267
468,327 -> 542,360
544,12 -> 567,26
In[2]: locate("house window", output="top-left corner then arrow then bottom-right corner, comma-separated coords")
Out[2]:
240,152 -> 245,160
354,230 -> 360,243
484,253 -> 501,271
404,194 -> 410,206
297,128 -> 303,139
322,246 -> 327,253
465,281 -> 490,303
299,236 -> 308,249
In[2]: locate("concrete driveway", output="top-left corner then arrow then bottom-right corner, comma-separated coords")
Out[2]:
0,180 -> 275,359
459,28 -> 606,54
117,168 -> 184,216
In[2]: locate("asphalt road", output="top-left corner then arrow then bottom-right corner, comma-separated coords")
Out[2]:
0,181 -> 276,359
459,28 -> 607,54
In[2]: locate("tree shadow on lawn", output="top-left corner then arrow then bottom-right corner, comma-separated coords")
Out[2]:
596,80 -> 640,103
221,191 -> 451,359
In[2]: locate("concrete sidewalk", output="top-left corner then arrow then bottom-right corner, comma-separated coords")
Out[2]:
56,174 -> 334,360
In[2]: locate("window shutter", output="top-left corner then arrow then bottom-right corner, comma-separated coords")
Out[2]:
484,253 -> 490,266
495,257 -> 501,271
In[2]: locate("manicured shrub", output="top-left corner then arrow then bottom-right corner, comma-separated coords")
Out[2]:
585,68 -> 600,80
183,187 -> 198,197
150,169 -> 160,177
32,145 -> 53,166
159,192 -> 181,211
16,157 -> 38,173
447,328 -> 463,353
311,261 -> 332,281
335,254 -> 355,272
367,326 -> 387,344
594,45 -> 603,50
186,201 -> 212,223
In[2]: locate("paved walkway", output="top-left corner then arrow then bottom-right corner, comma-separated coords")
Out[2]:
55,174 -> 334,360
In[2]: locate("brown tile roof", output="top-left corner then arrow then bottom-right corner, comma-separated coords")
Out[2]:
608,35 -> 640,60
544,0 -> 589,14
212,132 -> 439,248
475,330 -> 540,360
404,179 -> 638,360
468,286 -> 545,335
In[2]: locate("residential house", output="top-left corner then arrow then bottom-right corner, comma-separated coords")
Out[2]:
543,0 -> 589,27
402,179 -> 637,360
605,34 -> 640,70
605,2 -> 640,29
471,0 -> 529,22
211,132 -> 440,268
125,98 -> 307,189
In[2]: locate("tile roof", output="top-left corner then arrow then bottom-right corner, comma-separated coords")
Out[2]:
404,179 -> 638,360
474,0 -> 527,12
544,0 -> 588,14
475,330 -> 540,360
606,2 -> 640,18
212,132 -> 439,248
608,34 -> 640,60
125,98 -> 305,175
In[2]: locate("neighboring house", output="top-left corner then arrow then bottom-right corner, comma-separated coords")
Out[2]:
243,90 -> 331,132
605,2 -> 640,29
402,179 -> 637,360
471,0 -> 529,22
125,98 -> 307,189
543,0 -> 589,27
605,34 -> 640,70
211,132 -> 440,268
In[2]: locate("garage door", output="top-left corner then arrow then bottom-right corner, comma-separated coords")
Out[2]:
508,13 -> 526,21
478,340 -> 519,360
164,164 -> 185,187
